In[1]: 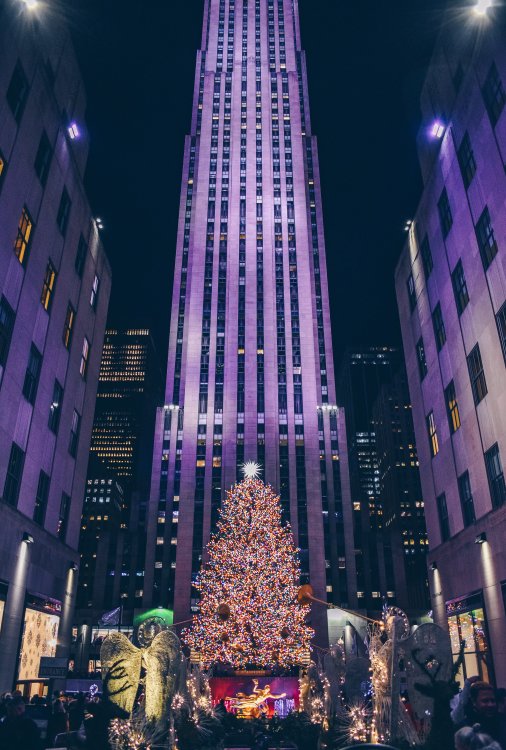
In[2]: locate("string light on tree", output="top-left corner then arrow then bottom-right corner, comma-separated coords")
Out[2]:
183,476 -> 313,668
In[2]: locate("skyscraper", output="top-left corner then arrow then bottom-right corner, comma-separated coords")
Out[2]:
395,12 -> 506,682
145,0 -> 357,646
75,329 -> 161,632
0,8 -> 111,693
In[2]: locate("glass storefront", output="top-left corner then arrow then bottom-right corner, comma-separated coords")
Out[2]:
447,592 -> 492,686
18,595 -> 61,682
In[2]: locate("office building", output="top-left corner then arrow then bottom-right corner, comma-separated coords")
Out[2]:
395,11 -> 506,683
145,0 -> 357,647
0,6 -> 111,694
372,369 -> 429,614
74,329 -> 161,643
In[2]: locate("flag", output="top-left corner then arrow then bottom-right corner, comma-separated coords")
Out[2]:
98,606 -> 121,627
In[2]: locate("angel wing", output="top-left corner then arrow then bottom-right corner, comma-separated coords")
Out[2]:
100,632 -> 142,716
143,629 -> 182,720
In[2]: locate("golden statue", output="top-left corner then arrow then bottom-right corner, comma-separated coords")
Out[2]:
226,678 -> 286,718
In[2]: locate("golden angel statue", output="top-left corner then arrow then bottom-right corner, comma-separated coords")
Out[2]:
226,678 -> 286,719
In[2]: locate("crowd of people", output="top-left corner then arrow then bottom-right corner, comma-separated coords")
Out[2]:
451,680 -> 506,750
0,676 -> 506,749
0,688 -> 121,749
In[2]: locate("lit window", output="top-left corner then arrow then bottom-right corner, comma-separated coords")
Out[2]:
426,411 -> 439,457
445,380 -> 461,434
80,337 -> 90,378
63,304 -> 75,349
0,149 -> 7,192
41,260 -> 57,311
14,206 -> 33,266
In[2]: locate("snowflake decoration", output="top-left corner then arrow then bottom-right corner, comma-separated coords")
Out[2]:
241,461 -> 262,479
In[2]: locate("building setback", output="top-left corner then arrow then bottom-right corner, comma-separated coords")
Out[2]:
0,7 -> 111,693
146,0 -> 357,647
395,12 -> 506,685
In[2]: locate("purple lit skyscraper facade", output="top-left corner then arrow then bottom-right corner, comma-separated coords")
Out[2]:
146,0 -> 357,645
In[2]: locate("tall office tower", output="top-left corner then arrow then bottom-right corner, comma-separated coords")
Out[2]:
395,12 -> 506,683
146,0 -> 357,647
0,7 -> 111,694
372,369 -> 429,615
337,347 -> 404,613
75,329 -> 161,626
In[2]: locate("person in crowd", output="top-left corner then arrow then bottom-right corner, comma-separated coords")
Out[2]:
496,689 -> 506,715
47,689 -> 68,745
454,681 -> 506,749
0,695 -> 40,750
455,723 -> 502,750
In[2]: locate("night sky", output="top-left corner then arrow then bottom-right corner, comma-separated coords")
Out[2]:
69,0 -> 447,368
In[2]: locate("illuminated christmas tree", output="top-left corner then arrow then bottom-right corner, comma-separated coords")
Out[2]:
183,466 -> 313,669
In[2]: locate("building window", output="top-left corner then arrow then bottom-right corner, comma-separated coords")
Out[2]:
33,471 -> 50,526
437,492 -> 450,541
22,344 -> 42,405
63,304 -> 75,350
41,260 -> 57,312
447,594 -> 491,684
458,471 -> 476,526
420,235 -> 433,278
451,260 -> 469,315
437,188 -> 453,238
496,300 -> 506,365
6,61 -> 29,124
445,380 -> 461,433
416,337 -> 428,380
432,303 -> 446,352
467,344 -> 487,405
3,442 -> 25,507
483,62 -> 506,126
57,492 -> 70,540
0,296 -> 15,374
427,411 -> 439,458
56,187 -> 71,235
14,206 -> 34,266
0,149 -> 7,192
457,132 -> 476,189
485,443 -> 506,508
75,235 -> 87,278
34,131 -> 53,186
90,275 -> 100,310
407,274 -> 417,312
69,409 -> 81,457
80,337 -> 90,378
475,207 -> 498,270
48,380 -> 63,434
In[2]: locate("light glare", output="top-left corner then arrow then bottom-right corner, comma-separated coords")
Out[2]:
473,0 -> 493,15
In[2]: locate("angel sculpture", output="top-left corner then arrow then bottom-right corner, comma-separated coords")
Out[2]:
100,629 -> 183,721
226,679 -> 286,718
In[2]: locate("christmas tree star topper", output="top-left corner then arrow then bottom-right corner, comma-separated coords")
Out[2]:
241,461 -> 262,479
